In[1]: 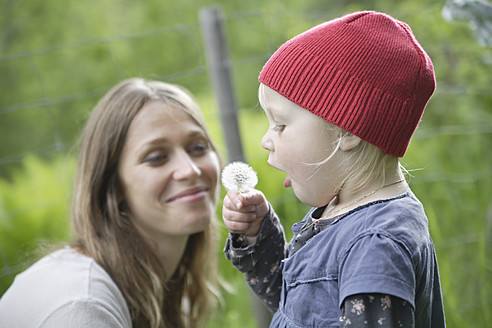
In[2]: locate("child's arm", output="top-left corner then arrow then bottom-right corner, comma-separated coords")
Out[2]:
340,294 -> 414,327
222,189 -> 287,311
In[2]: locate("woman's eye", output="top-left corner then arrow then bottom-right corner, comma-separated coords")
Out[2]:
143,152 -> 168,165
189,140 -> 209,155
272,125 -> 285,133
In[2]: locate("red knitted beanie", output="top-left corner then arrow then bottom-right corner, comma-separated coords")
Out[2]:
259,11 -> 435,157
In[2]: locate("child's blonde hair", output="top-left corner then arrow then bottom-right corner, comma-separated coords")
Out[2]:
336,128 -> 404,193
313,122 -> 404,193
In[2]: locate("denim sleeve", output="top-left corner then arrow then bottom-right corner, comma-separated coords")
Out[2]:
223,206 -> 287,311
339,231 -> 416,309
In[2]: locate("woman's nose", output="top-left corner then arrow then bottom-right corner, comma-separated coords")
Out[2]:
173,150 -> 200,180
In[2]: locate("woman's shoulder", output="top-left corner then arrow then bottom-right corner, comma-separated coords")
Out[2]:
0,246 -> 131,327
12,246 -> 108,293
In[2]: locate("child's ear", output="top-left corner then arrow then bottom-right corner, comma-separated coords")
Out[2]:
339,134 -> 361,151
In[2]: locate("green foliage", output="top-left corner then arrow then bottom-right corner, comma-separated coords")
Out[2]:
0,155 -> 74,294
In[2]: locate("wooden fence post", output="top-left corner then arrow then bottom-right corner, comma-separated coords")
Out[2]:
199,6 -> 244,163
199,6 -> 273,328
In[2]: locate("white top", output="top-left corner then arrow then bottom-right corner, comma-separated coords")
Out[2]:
0,247 -> 132,328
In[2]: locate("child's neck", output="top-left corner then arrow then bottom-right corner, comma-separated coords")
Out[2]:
321,171 -> 408,220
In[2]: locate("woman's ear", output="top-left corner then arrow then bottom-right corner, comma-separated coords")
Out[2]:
339,133 -> 361,151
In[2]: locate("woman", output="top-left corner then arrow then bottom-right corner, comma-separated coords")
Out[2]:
0,78 -> 222,327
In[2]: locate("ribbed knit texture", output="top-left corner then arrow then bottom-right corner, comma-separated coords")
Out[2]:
259,11 -> 435,157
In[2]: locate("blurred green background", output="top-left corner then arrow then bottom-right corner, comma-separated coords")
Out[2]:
1,0 -> 491,327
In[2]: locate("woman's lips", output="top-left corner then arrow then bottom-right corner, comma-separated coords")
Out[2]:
167,186 -> 208,203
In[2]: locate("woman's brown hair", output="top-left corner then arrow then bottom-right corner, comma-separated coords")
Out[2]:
71,78 -> 220,327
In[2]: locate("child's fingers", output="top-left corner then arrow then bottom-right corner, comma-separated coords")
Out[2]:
223,191 -> 263,235
238,190 -> 270,220
222,189 -> 269,236
223,218 -> 254,234
223,192 -> 256,213
222,205 -> 256,233
237,189 -> 266,207
222,202 -> 257,221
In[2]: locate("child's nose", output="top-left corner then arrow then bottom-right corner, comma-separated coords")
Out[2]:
173,150 -> 200,180
261,132 -> 273,152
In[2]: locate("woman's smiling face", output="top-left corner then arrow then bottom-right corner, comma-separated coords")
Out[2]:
259,84 -> 344,207
118,100 -> 220,241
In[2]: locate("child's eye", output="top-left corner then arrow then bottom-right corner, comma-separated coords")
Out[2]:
272,125 -> 285,133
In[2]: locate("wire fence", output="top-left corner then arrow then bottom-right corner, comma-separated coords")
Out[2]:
0,21 -> 208,166
1,9 -> 491,160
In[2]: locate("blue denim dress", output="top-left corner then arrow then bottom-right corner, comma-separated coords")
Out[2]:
224,192 -> 446,327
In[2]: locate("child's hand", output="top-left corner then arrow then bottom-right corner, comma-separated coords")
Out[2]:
222,189 -> 269,243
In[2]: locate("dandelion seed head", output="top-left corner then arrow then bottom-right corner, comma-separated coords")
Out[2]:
221,161 -> 258,192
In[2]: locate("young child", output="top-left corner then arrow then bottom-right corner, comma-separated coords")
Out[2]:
222,11 -> 446,327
